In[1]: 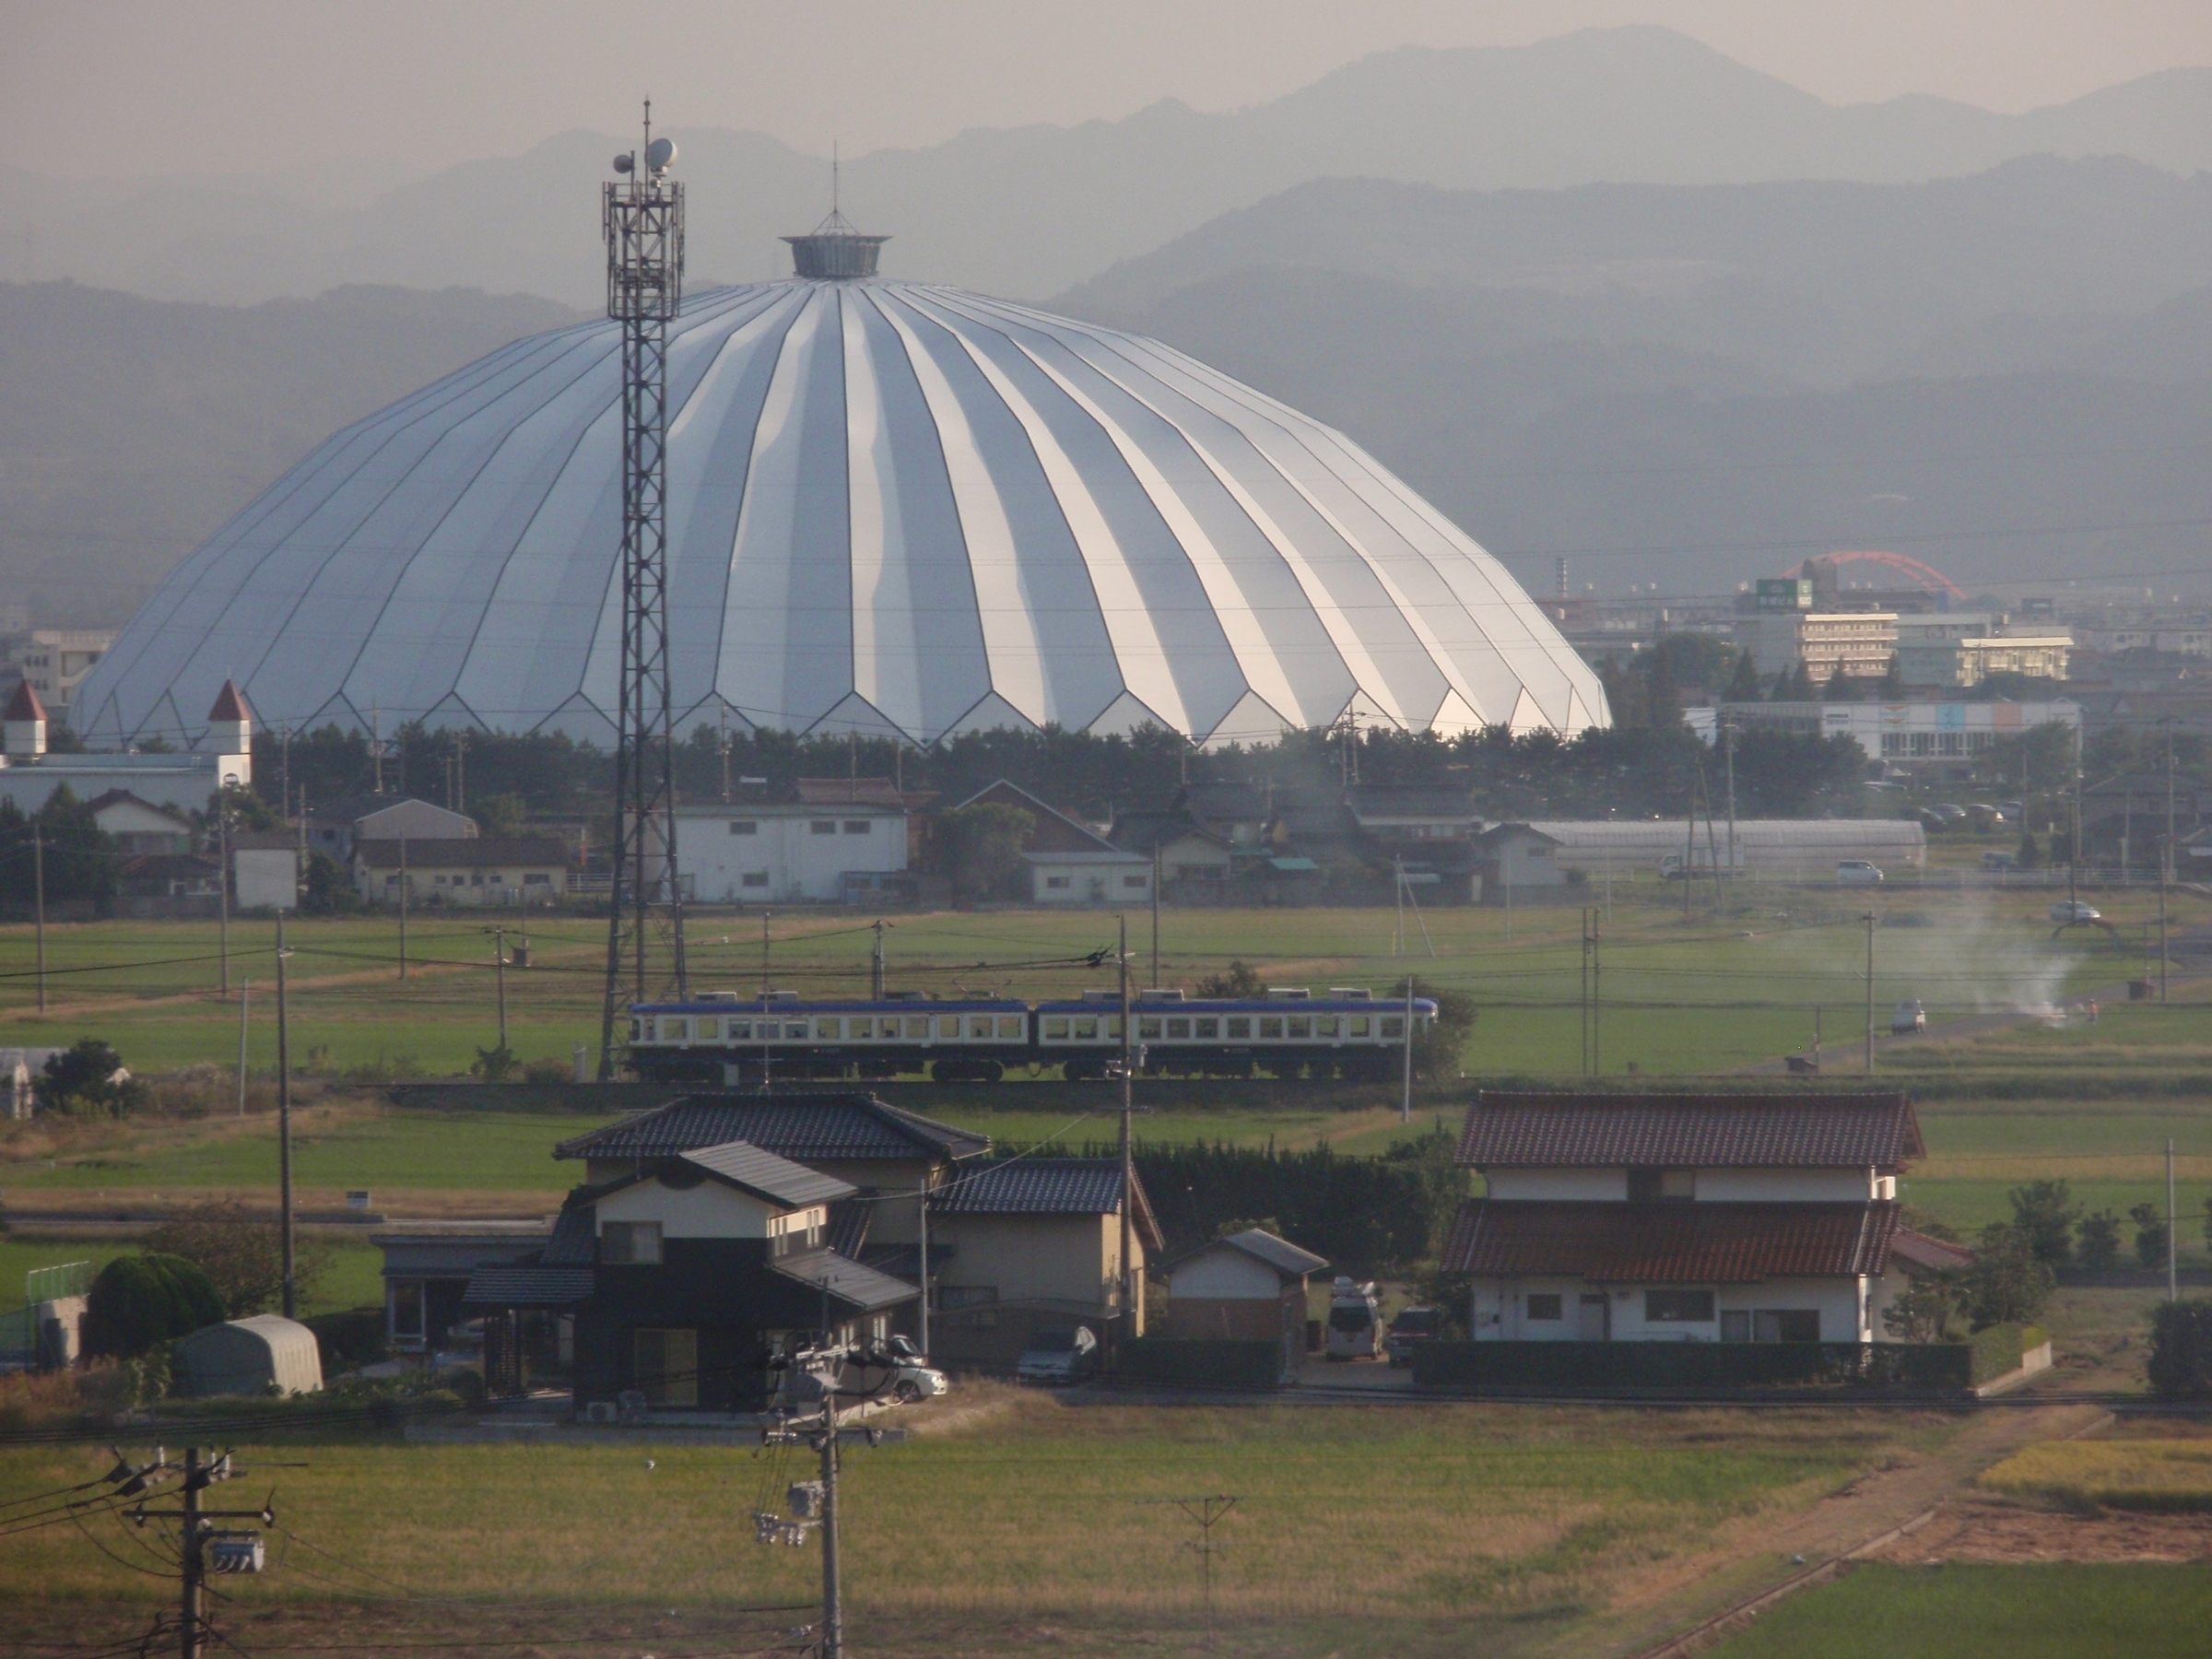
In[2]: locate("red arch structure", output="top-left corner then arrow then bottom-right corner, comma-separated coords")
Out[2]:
1793,550 -> 1967,601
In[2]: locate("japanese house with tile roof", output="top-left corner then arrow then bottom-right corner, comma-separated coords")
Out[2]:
1445,1090 -> 1955,1346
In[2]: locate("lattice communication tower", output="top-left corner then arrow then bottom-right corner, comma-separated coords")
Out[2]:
598,103 -> 688,1078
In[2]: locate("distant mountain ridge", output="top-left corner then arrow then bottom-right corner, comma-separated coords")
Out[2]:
9,26 -> 2212,308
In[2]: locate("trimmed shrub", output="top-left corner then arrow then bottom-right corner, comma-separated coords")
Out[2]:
1117,1339 -> 1282,1389
1409,1341 -> 1977,1393
2148,1300 -> 2212,1398
304,1307 -> 388,1372
82,1253 -> 226,1358
1967,1323 -> 2046,1385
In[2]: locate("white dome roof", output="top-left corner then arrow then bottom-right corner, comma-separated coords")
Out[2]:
75,278 -> 1607,749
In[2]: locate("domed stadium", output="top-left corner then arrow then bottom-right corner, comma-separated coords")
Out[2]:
72,232 -> 1607,750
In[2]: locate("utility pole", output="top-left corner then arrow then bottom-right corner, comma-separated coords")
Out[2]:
31,822 -> 44,1015
761,910 -> 772,995
397,836 -> 408,981
1118,913 -> 1135,1348
819,1399 -> 844,1659
1151,844 -> 1161,989
2069,724 -> 2082,911
1591,915 -> 1601,1077
917,1168 -> 932,1357
236,980 -> 250,1117
181,1444 -> 205,1659
454,729 -> 467,815
217,805 -> 229,999
1863,910 -> 1876,1077
2163,719 -> 2174,1006
1393,854 -> 1405,956
489,926 -> 510,1052
1581,910 -> 1592,1077
870,918 -> 886,1000
719,706 -> 732,804
1400,973 -> 1415,1124
276,908 -> 294,1319
2168,1136 -> 2178,1303
1724,723 -> 1739,911
1140,1495 -> 1241,1647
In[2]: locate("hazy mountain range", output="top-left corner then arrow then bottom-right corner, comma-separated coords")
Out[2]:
8,26 -> 2212,308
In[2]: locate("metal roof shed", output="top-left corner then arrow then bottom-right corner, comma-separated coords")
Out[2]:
173,1314 -> 324,1398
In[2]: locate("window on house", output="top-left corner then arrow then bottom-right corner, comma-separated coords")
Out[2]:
729,820 -> 758,835
633,1326 -> 698,1406
390,1279 -> 425,1340
811,820 -> 837,835
741,872 -> 770,888
1627,1168 -> 1696,1203
524,873 -> 551,886
1721,1311 -> 1751,1343
1645,1289 -> 1715,1324
1524,1293 -> 1562,1322
1754,1310 -> 1820,1343
602,1221 -> 664,1265
1045,876 -> 1071,890
842,820 -> 871,835
1122,874 -> 1147,888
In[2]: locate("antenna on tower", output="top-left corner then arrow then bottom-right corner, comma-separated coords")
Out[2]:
597,98 -> 689,1079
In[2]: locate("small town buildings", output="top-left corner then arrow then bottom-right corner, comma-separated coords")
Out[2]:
375,1222 -> 555,1357
116,853 -> 224,915
676,783 -> 909,903
953,780 -> 1153,905
1344,785 -> 1480,846
1710,697 -> 2081,776
1445,1091 -> 1943,1346
172,1314 -> 324,1397
86,791 -> 194,855
306,795 -> 477,864
0,681 -> 253,815
1107,811 -> 1234,886
1739,606 -> 1900,687
927,1158 -> 1161,1367
1518,818 -> 1925,879
7,629 -> 114,724
352,837 -> 570,907
1160,1229 -> 1329,1380
1474,824 -> 1568,900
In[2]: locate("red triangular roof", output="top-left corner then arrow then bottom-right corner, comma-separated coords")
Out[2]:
207,679 -> 253,723
4,681 -> 47,723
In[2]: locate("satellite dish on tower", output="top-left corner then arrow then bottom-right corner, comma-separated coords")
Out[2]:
645,137 -> 676,171
612,153 -> 634,174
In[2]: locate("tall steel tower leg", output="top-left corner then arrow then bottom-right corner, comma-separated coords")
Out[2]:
599,106 -> 688,1082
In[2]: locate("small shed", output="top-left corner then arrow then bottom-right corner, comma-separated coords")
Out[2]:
173,1314 -> 324,1398
1162,1229 -> 1329,1379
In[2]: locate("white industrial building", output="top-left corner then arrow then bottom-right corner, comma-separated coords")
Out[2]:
70,228 -> 1606,751
1503,818 -> 1926,880
676,797 -> 908,903
1707,698 -> 2081,772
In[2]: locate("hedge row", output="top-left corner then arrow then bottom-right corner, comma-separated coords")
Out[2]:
1117,1338 -> 1283,1389
1408,1335 -> 2043,1393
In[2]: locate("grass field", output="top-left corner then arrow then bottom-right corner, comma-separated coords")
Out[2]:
0,1233 -> 386,1318
0,882 -> 2185,1079
1979,1441 -> 2212,1512
0,1394 -> 1937,1654
1704,1563 -> 2212,1658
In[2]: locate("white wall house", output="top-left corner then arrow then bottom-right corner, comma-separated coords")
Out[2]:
0,680 -> 253,816
1024,849 -> 1155,906
1448,1091 -> 1943,1347
676,800 -> 907,903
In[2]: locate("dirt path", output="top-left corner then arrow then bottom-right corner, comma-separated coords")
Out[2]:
1568,1402 -> 2110,1658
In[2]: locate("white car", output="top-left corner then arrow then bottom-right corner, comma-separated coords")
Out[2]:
2050,901 -> 2102,924
1891,999 -> 1926,1035
1837,860 -> 1885,886
845,1335 -> 948,1404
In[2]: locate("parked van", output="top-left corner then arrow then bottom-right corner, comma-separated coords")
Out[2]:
1325,1278 -> 1384,1361
1891,999 -> 1926,1035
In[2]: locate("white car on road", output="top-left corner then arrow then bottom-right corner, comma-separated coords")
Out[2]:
1837,860 -> 1885,886
2050,901 -> 2102,924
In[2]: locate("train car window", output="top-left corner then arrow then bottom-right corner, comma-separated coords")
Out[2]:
730,1020 -> 752,1040
1258,1017 -> 1284,1040
785,1022 -> 809,1040
661,1018 -> 689,1041
849,1017 -> 874,1039
997,1017 -> 1024,1040
697,1018 -> 720,1041
629,1018 -> 644,1041
1314,1016 -> 1339,1038
1381,1016 -> 1405,1038
1166,1018 -> 1190,1040
1194,1018 -> 1218,1039
1138,1018 -> 1162,1041
1074,1017 -> 1099,1041
1106,1016 -> 1122,1040
816,1018 -> 841,1040
1350,1015 -> 1371,1037
939,1015 -> 962,1039
905,1017 -> 930,1040
1043,1017 -> 1070,1040
968,1017 -> 992,1040
1286,1017 -> 1311,1039
1226,1017 -> 1250,1039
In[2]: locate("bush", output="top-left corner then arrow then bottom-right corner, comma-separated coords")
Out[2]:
2148,1300 -> 2212,1397
304,1307 -> 389,1372
2077,1210 -> 2123,1274
82,1253 -> 226,1358
144,1197 -> 331,1317
2131,1203 -> 2170,1270
471,1044 -> 519,1082
1966,1223 -> 2055,1328
1117,1338 -> 1282,1388
2008,1180 -> 2077,1270
1966,1324 -> 2047,1385
33,1038 -> 148,1118
521,1056 -> 573,1085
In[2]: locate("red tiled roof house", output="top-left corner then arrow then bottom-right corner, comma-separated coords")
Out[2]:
1445,1091 -> 1949,1346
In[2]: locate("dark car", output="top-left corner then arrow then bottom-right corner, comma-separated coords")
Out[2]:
1016,1325 -> 1099,1385
1385,1306 -> 1444,1368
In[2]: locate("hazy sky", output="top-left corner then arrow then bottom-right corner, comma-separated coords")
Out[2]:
6,0 -> 2211,182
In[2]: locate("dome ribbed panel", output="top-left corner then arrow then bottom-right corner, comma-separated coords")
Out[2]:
70,278 -> 1608,747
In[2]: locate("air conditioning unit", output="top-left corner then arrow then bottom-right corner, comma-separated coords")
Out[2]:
584,1401 -> 619,1424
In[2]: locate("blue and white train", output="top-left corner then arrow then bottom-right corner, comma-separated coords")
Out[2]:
626,987 -> 1438,1084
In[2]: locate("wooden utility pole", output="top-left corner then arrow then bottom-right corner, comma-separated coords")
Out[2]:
397,836 -> 408,981
180,1445 -> 206,1659
1150,845 -> 1161,989
489,926 -> 510,1052
819,1400 -> 844,1659
276,909 -> 294,1319
1119,913 -> 1135,1347
235,980 -> 250,1117
1400,974 -> 1415,1124
1864,911 -> 1877,1077
31,823 -> 44,1014
216,806 -> 229,999
870,918 -> 886,1000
